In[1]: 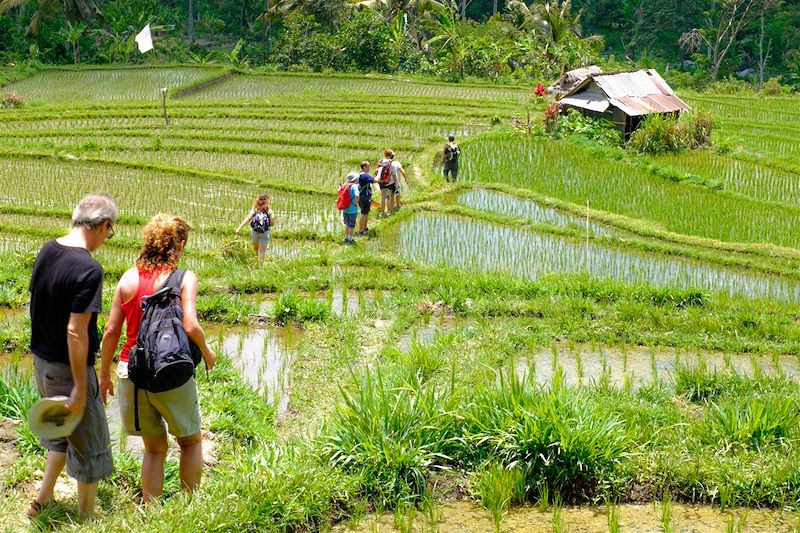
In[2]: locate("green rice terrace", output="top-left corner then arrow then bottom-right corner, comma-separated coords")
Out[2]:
3,66 -> 800,532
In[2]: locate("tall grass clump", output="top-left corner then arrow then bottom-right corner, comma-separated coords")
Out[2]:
196,293 -> 257,324
0,363 -> 38,421
706,394 -> 798,449
0,363 -> 44,454
273,293 -> 331,324
460,369 -> 628,501
627,112 -> 713,154
320,368 -> 458,508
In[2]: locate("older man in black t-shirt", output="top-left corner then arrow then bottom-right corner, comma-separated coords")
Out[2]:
27,193 -> 117,519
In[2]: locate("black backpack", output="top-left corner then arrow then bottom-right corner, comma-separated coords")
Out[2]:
128,269 -> 201,429
251,211 -> 270,233
445,142 -> 460,165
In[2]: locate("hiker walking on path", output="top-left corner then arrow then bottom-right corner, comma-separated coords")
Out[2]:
338,172 -> 359,245
100,214 -> 217,503
385,149 -> 409,211
442,134 -> 461,182
28,193 -> 117,519
357,161 -> 376,236
375,150 -> 396,215
236,194 -> 275,266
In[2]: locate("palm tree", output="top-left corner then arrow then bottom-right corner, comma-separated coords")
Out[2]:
350,0 -> 444,21
0,0 -> 99,34
507,0 -> 586,43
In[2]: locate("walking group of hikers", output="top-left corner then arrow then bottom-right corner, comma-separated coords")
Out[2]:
27,194 -> 217,519
337,136 -> 460,245
227,136 -> 461,263
24,137 -> 463,519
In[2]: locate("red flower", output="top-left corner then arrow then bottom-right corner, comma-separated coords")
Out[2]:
535,83 -> 546,97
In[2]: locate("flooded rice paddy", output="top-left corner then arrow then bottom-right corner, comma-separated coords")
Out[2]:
392,213 -> 800,302
333,500 -> 799,533
519,343 -> 800,390
458,189 -> 612,236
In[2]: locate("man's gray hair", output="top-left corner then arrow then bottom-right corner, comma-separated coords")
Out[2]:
71,193 -> 118,229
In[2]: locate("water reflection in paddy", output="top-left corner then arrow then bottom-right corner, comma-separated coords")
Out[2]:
521,343 -> 800,390
394,214 -> 800,302
459,189 -> 612,236
212,324 -> 303,415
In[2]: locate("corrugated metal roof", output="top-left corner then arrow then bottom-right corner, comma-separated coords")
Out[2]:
560,92 -> 610,113
610,94 -> 690,116
562,69 -> 690,116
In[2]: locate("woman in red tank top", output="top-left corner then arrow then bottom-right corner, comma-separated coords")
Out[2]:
99,214 -> 217,503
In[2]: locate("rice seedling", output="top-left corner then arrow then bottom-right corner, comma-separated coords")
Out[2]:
551,493 -> 564,532
660,494 -> 674,532
725,510 -> 748,533
474,463 -> 526,533
606,498 -> 621,533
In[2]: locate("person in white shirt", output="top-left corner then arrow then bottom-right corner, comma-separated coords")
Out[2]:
385,149 -> 409,211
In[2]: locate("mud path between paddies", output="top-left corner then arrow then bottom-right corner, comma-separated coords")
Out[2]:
333,500 -> 798,532
413,163 -> 428,188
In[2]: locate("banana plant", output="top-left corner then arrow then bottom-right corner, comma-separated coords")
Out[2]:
0,0 -> 99,34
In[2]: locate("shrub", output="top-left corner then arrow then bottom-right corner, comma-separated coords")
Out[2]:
556,109 -> 623,147
762,76 -> 784,96
706,76 -> 754,94
627,112 -> 713,154
0,91 -> 24,109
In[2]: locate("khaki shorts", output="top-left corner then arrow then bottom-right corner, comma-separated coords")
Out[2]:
33,357 -> 112,484
118,371 -> 201,439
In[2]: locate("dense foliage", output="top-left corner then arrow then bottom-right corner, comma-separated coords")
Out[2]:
1,0 -> 799,88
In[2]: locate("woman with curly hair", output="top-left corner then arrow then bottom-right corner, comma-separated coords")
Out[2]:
235,193 -> 275,265
99,214 -> 217,502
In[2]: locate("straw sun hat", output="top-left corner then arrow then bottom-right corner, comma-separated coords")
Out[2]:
28,396 -> 82,440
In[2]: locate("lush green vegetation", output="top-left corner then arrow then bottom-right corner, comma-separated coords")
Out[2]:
1,68 -> 800,531
1,1 -> 799,91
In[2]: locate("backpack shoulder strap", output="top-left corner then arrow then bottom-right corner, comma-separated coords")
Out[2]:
164,269 -> 186,291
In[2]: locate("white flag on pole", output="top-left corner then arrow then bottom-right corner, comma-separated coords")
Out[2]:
135,24 -> 154,53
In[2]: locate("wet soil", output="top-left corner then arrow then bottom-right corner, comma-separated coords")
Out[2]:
333,501 -> 799,532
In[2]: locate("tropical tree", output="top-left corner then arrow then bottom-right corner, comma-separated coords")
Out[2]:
0,0 -> 99,34
679,0 -> 764,78
60,19 -> 85,63
507,0 -> 602,75
423,1 -> 466,78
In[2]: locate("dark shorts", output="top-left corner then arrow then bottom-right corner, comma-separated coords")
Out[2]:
342,212 -> 357,228
33,357 -> 112,484
443,166 -> 458,181
379,182 -> 396,192
359,198 -> 371,214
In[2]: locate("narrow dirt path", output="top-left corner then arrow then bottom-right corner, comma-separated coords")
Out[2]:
413,163 -> 428,188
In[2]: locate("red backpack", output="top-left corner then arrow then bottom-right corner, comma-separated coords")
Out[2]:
337,182 -> 352,210
377,159 -> 392,185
